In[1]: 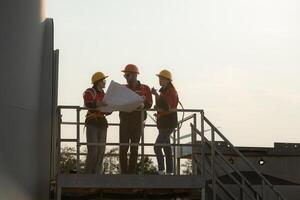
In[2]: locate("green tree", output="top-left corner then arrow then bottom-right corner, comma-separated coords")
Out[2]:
181,159 -> 192,175
60,147 -> 83,173
103,148 -> 120,174
137,156 -> 157,174
59,147 -> 158,175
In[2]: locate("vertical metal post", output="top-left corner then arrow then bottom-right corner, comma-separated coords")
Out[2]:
173,129 -> 176,175
240,179 -> 244,200
211,129 -> 216,200
262,179 -> 265,200
51,50 -> 59,182
200,110 -> 206,200
56,184 -> 62,200
141,110 -> 145,175
176,124 -> 180,175
56,108 -> 62,175
76,107 -> 80,173
56,107 -> 62,200
192,114 -> 197,175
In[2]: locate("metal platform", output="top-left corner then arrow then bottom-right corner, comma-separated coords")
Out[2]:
58,174 -> 203,189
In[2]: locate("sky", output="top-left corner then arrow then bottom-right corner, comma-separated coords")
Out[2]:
47,0 -> 300,147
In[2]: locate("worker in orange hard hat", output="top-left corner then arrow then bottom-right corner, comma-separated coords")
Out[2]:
151,69 -> 179,175
119,64 -> 153,174
83,71 -> 110,174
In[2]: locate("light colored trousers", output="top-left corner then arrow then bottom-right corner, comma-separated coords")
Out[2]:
85,125 -> 107,174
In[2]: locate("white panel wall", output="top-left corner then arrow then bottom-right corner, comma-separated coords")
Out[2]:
0,1 -> 54,199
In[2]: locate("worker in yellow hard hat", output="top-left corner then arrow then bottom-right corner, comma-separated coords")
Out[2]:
83,71 -> 110,174
119,64 -> 153,174
151,69 -> 179,175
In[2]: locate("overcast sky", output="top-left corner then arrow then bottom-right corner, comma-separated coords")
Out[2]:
47,0 -> 300,147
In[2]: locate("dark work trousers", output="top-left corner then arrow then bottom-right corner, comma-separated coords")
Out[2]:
119,123 -> 143,174
154,128 -> 174,173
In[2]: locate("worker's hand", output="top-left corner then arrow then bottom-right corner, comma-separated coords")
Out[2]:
96,100 -> 107,107
136,103 -> 144,110
151,87 -> 158,96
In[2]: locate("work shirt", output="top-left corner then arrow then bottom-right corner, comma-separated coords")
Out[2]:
83,86 -> 108,128
156,82 -> 179,129
119,81 -> 153,126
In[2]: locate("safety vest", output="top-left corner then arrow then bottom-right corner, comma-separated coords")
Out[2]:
83,87 -> 105,122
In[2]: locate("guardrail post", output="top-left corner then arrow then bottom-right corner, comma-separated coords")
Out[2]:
192,114 -> 197,175
211,129 -> 216,200
76,107 -> 80,173
240,179 -> 244,200
200,110 -> 206,200
56,107 -> 62,175
176,124 -> 180,175
262,179 -> 265,200
172,129 -> 176,175
56,107 -> 62,200
141,110 -> 145,175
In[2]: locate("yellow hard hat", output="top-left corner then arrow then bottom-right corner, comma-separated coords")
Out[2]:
156,69 -> 172,81
91,72 -> 108,84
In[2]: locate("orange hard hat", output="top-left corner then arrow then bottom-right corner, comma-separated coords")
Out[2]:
121,64 -> 139,74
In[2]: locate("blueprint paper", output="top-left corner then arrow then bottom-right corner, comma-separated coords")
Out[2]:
99,80 -> 144,112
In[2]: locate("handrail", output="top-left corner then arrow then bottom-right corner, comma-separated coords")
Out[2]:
54,105 -> 286,200
198,117 -> 286,200
197,156 -> 239,200
55,105 -> 203,177
57,105 -> 204,113
192,124 -> 261,200
177,114 -> 195,124
191,124 -> 257,200
203,116 -> 285,200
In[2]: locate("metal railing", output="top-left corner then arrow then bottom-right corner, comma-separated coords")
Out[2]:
191,115 -> 286,200
52,106 -> 204,177
51,105 -> 286,200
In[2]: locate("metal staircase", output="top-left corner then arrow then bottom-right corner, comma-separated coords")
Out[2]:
190,115 -> 286,200
50,106 -> 286,200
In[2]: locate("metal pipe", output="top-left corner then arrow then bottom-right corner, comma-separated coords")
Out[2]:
192,114 -> 197,175
176,124 -> 180,175
76,107 -> 80,173
262,179 -> 265,200
211,128 -> 216,200
56,108 -> 62,175
80,142 -> 195,147
172,129 -> 176,174
192,124 -> 261,200
177,114 -> 195,124
57,105 -> 204,113
200,110 -> 206,200
203,115 -> 285,200
141,111 -> 144,175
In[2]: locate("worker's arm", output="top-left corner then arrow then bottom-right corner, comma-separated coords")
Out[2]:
142,85 -> 153,109
83,89 -> 107,108
83,89 -> 97,108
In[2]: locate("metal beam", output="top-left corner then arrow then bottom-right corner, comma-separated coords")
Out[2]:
58,174 -> 203,189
